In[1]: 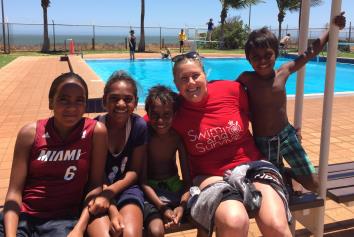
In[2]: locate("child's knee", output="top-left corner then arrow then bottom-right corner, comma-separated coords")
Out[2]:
123,225 -> 142,237
147,220 -> 164,237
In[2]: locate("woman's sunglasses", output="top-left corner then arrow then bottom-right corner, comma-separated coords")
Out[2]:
171,51 -> 201,63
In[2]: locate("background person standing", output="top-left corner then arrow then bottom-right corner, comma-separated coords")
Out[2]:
128,30 -> 137,60
206,18 -> 214,41
178,29 -> 187,53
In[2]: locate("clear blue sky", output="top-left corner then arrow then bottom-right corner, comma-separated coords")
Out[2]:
4,0 -> 353,29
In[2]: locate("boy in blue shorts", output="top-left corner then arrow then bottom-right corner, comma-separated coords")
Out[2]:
142,85 -> 191,237
237,13 -> 346,192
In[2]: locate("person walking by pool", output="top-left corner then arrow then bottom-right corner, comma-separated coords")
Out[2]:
171,52 -> 292,237
206,18 -> 214,41
142,85 -> 191,237
87,70 -> 147,237
178,29 -> 187,53
128,30 -> 136,60
237,12 -> 346,193
0,72 -> 110,237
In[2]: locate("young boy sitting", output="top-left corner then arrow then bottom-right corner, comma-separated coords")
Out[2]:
142,85 -> 191,237
237,12 -> 346,193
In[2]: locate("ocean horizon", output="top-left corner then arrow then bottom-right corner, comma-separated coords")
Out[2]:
6,34 -> 181,46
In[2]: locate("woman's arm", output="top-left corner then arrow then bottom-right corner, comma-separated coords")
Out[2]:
67,207 -> 91,237
4,123 -> 36,237
108,203 -> 124,235
72,121 -> 109,234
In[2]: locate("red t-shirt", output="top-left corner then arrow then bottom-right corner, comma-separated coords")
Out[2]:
173,80 -> 263,178
21,117 -> 96,219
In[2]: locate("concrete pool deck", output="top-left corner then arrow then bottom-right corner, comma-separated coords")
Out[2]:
0,53 -> 354,236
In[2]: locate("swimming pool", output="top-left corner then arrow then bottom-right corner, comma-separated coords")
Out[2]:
86,57 -> 354,103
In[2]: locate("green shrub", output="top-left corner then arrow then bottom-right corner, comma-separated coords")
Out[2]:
212,16 -> 249,49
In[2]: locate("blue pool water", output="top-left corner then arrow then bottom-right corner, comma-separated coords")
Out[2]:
86,58 -> 354,103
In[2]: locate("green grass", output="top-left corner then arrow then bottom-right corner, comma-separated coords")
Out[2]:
0,54 -> 17,68
0,51 -> 52,68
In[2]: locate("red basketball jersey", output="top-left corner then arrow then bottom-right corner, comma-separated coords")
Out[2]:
21,117 -> 96,219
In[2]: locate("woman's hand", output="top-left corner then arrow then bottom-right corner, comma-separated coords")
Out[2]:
109,210 -> 124,237
87,195 -> 110,216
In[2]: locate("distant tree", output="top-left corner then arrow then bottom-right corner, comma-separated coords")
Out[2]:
41,0 -> 50,53
276,0 -> 323,40
213,16 -> 249,49
219,0 -> 262,49
138,0 -> 145,52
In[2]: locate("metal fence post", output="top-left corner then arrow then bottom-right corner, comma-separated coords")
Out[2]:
92,24 -> 95,50
349,22 -> 352,43
159,27 -> 162,49
52,20 -> 56,51
1,0 -> 6,53
6,20 -> 9,53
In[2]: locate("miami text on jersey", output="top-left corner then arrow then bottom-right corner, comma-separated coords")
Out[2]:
37,149 -> 82,161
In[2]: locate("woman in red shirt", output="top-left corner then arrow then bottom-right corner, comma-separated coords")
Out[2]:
171,52 -> 291,237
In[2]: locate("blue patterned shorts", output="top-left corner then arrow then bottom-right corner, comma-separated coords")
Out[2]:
255,123 -> 316,176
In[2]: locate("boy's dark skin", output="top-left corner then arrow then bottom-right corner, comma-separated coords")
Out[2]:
141,98 -> 191,233
237,13 -> 346,192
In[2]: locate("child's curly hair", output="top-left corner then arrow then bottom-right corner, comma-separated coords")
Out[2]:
145,85 -> 179,114
245,27 -> 279,60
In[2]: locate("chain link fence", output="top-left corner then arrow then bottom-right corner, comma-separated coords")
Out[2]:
0,22 -> 353,53
0,22 -> 212,53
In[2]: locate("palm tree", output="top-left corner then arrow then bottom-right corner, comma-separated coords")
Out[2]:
138,0 -> 145,52
276,0 -> 323,40
276,0 -> 298,40
41,0 -> 50,53
219,0 -> 262,48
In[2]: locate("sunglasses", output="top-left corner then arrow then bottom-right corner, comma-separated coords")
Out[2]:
171,51 -> 201,63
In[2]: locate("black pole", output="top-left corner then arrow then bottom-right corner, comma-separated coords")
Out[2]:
6,20 -> 9,53
159,27 -> 162,49
52,19 -> 56,51
248,4 -> 251,30
92,24 -> 95,50
349,22 -> 352,44
1,0 -> 6,53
